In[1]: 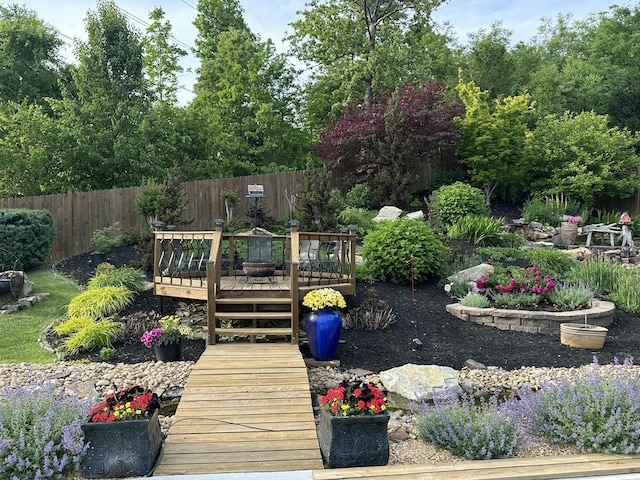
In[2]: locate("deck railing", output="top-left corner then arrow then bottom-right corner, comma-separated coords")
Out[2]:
153,222 -> 357,298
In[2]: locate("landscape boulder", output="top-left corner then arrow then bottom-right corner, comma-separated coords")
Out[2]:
379,364 -> 461,402
373,206 -> 402,222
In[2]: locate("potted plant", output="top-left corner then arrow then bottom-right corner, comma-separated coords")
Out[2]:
559,215 -> 582,246
302,287 -> 347,361
141,315 -> 197,361
316,380 -> 390,468
81,385 -> 162,478
90,223 -> 123,265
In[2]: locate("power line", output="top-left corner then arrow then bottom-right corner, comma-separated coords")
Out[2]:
116,5 -> 194,52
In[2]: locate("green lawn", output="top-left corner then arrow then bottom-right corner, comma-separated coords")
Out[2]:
0,268 -> 80,363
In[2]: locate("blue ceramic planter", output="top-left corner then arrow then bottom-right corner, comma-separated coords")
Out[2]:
306,308 -> 342,361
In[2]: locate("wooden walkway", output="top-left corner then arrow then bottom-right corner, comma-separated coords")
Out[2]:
153,343 -> 324,476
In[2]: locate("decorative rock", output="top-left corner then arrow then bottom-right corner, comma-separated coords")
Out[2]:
379,364 -> 461,402
373,206 -> 402,222
447,263 -> 493,284
464,359 -> 486,370
406,210 -> 424,220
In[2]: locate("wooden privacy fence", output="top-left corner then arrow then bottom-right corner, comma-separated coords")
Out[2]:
0,171 -> 306,262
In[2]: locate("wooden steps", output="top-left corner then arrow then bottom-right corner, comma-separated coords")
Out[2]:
153,343 -> 323,476
211,288 -> 296,343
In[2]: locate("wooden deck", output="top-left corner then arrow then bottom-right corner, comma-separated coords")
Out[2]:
153,343 -> 324,476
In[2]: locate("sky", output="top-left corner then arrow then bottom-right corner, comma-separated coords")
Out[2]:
21,0 -> 620,105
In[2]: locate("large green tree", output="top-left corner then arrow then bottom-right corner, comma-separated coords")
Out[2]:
288,0 -> 447,131
455,78 -> 533,205
525,111 -> 640,205
0,4 -> 65,105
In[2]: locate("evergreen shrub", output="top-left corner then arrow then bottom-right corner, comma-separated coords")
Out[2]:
427,182 -> 487,232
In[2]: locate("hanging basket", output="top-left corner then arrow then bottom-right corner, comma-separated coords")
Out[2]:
560,323 -> 608,350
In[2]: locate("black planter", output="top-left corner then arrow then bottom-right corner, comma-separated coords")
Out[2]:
153,341 -> 181,362
317,408 -> 389,468
81,410 -> 162,478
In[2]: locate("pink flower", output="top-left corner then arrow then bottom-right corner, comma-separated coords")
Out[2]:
444,283 -> 452,294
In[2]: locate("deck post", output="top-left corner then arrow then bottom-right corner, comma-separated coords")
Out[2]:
348,224 -> 357,291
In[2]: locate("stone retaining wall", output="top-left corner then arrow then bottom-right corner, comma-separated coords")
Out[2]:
445,300 -> 615,335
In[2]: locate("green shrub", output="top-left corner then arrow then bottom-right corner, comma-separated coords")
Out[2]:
360,218 -> 449,284
346,183 -> 372,209
67,286 -> 134,319
427,182 -> 487,232
459,293 -> 490,308
91,223 -> 122,254
609,269 -> 640,313
548,284 -> 594,309
99,347 -> 116,360
63,317 -> 121,354
415,393 -> 520,460
522,197 -> 564,227
448,215 -> 505,246
88,266 -> 147,293
523,248 -> 577,281
567,259 -> 620,295
339,207 -> 377,235
0,209 -> 55,270
476,247 -> 527,263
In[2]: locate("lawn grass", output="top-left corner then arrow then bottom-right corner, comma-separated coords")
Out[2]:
0,268 -> 80,363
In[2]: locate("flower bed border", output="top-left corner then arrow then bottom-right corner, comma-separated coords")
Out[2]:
446,300 -> 615,335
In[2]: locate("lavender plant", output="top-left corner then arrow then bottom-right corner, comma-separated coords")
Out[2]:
414,393 -> 521,460
505,358 -> 640,454
0,380 -> 91,479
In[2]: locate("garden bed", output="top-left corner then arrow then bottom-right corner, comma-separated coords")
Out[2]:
445,300 -> 615,334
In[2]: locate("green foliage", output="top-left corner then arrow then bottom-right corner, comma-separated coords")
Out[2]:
0,209 -> 55,270
296,160 -> 342,232
346,183 -> 372,209
63,317 -> 121,354
88,266 -> 147,293
476,247 -> 528,263
455,78 -> 533,205
427,182 -> 488,232
416,394 -> 520,460
448,215 -> 506,246
99,346 -> 116,360
338,207 -> 376,235
54,315 -> 94,336
135,182 -> 161,224
522,197 -> 565,227
548,284 -> 594,309
428,168 -> 467,193
608,269 -> 640,313
90,222 -> 122,254
360,218 -> 449,284
568,259 -> 620,296
459,293 -> 490,308
67,286 -> 134,319
525,111 -> 640,204
155,167 -> 188,226
491,291 -> 542,307
522,248 -> 577,281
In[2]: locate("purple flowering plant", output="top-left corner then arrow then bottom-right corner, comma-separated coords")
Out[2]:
140,315 -> 196,348
0,380 -> 91,478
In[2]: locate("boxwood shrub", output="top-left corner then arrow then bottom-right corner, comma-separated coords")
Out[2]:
0,209 -> 55,270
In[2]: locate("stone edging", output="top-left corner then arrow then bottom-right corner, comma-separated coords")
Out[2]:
445,300 -> 615,334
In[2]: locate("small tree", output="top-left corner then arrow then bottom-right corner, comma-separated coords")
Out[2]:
221,189 -> 239,224
135,182 -> 161,226
155,167 -> 188,226
296,160 -> 342,232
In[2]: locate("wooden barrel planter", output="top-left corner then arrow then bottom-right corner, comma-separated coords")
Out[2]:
560,323 -> 608,350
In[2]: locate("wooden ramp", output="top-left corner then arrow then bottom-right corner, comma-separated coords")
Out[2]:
153,343 -> 324,476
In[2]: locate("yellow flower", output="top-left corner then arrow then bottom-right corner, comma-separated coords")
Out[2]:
303,288 -> 346,310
